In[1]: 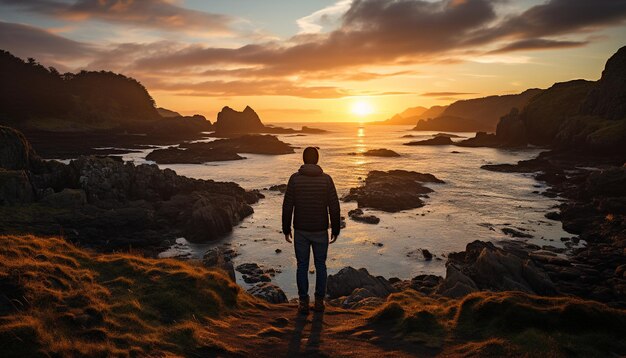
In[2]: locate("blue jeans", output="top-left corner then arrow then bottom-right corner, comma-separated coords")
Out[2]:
294,230 -> 329,299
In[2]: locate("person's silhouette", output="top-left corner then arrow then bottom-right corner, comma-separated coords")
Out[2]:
282,146 -> 341,314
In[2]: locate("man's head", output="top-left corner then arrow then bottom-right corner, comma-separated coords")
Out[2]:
303,147 -> 319,164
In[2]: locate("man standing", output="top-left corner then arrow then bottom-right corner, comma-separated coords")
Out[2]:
282,146 -> 341,314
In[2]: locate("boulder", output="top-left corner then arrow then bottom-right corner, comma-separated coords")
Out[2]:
343,170 -> 444,212
247,282 -> 288,304
269,184 -> 287,193
326,267 -> 395,299
348,208 -> 380,224
0,169 -> 34,204
436,241 -> 557,298
0,126 -> 37,170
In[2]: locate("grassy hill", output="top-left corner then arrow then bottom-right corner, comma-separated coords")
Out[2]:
2,234 -> 625,357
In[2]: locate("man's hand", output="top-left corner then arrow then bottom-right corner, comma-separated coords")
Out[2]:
330,234 -> 338,244
284,232 -> 293,243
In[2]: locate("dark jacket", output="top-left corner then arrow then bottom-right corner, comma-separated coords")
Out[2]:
282,164 -> 341,237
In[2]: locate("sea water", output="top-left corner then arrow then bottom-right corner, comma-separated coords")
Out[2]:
120,122 -> 570,297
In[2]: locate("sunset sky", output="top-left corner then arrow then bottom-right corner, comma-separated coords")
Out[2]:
1,0 -> 625,122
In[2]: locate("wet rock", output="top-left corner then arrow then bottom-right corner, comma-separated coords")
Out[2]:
343,170 -> 444,212
545,211 -> 561,220
433,133 -> 465,138
361,148 -> 400,157
407,248 -> 434,261
502,227 -> 533,238
236,263 -> 276,284
269,184 -> 287,193
404,136 -> 453,146
247,282 -> 288,303
326,266 -> 395,299
348,208 -> 380,224
146,147 -> 243,164
146,135 -> 294,164
236,263 -> 264,276
456,132 -> 501,147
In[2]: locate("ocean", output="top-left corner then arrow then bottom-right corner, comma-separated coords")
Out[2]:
119,122 -> 571,297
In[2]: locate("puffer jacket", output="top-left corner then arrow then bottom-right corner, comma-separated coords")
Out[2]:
281,164 -> 341,236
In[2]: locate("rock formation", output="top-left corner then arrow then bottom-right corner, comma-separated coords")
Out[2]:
343,170 -> 444,212
146,135 -> 294,164
0,126 -> 261,249
214,106 -> 266,135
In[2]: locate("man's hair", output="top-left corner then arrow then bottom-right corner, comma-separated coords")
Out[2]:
303,147 -> 319,164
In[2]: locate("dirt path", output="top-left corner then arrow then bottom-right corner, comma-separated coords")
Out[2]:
205,303 -> 430,357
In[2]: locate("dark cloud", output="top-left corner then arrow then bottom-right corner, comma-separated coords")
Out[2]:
0,20 -> 93,62
134,0 -> 498,71
3,0 -> 626,99
133,0 -> 626,74
421,91 -> 477,97
146,78 -> 412,99
0,0 -> 233,33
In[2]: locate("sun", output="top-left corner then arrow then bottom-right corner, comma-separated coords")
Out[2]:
351,100 -> 374,117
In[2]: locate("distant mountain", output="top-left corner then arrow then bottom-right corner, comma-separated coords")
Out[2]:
413,89 -> 542,132
376,105 -> 446,125
157,107 -> 182,118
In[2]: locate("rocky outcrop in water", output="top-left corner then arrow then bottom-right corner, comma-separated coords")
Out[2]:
146,135 -> 294,164
343,170 -> 444,212
348,208 -> 380,224
213,106 -> 327,137
0,126 -> 261,250
354,148 -> 400,157
404,136 -> 453,146
214,106 -> 266,135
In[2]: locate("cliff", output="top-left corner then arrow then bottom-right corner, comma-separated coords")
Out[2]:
413,89 -> 541,132
490,46 -> 626,153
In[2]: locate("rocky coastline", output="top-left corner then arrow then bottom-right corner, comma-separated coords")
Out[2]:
0,126 -> 262,251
